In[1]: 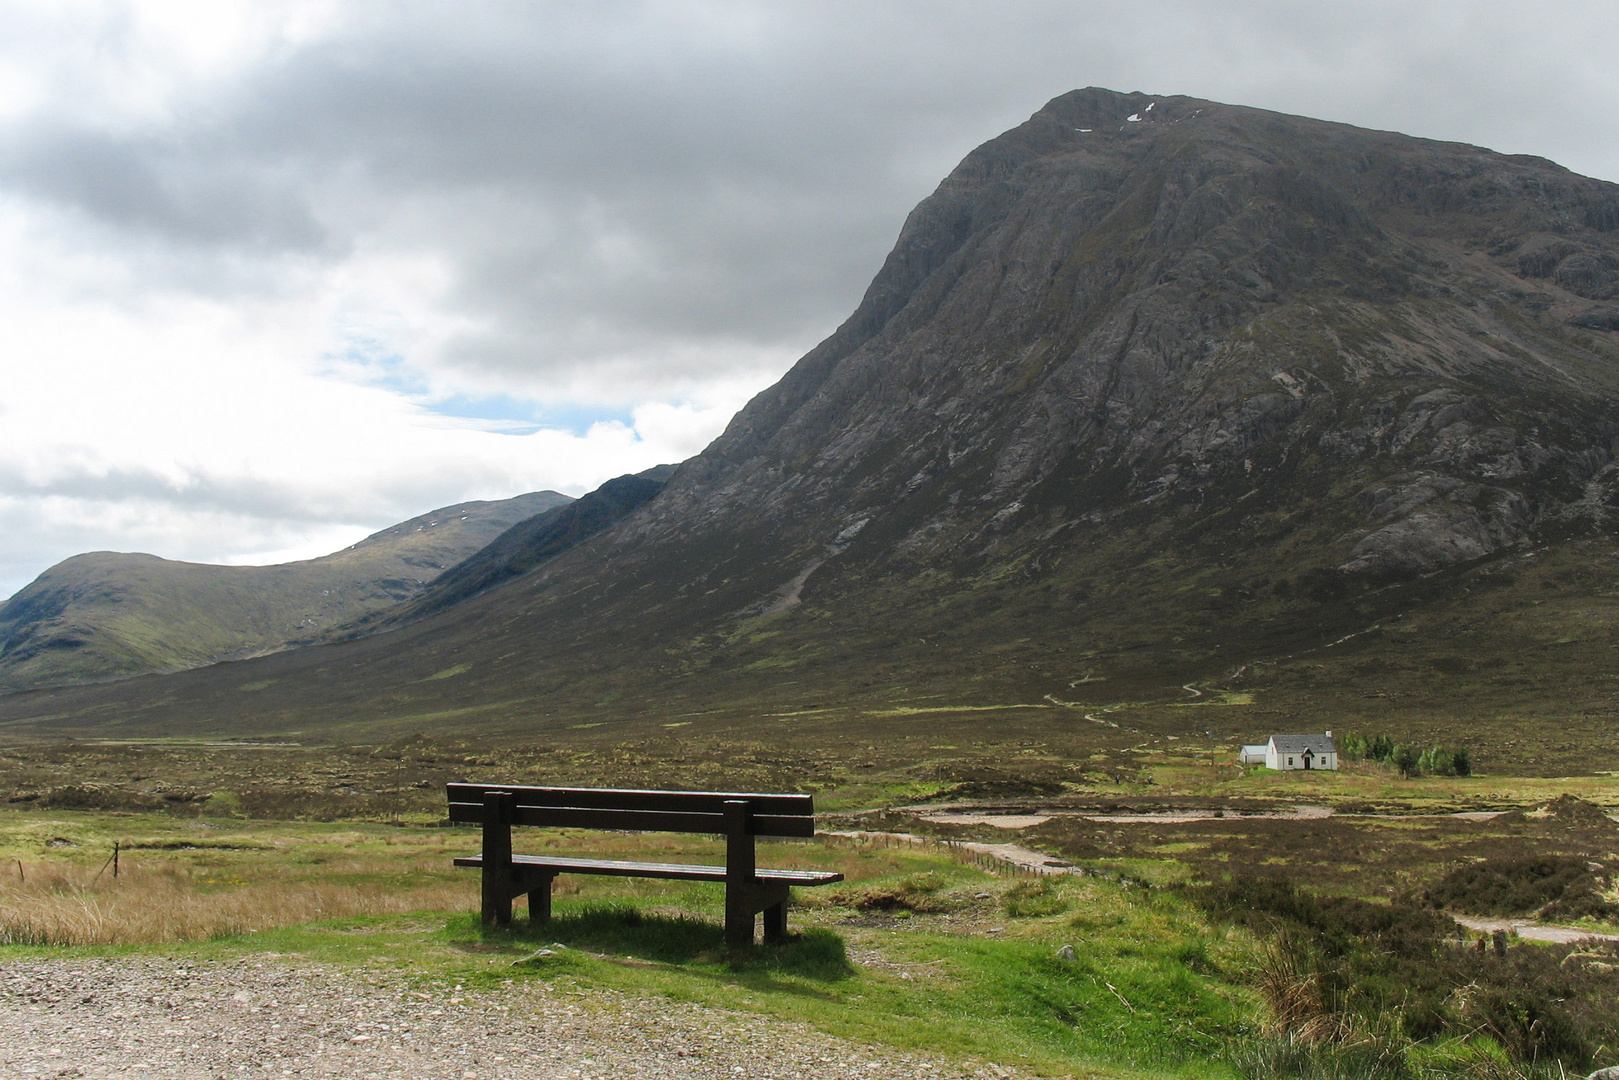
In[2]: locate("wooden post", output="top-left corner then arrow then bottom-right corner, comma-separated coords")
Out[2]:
113,841 -> 119,880
481,790 -> 515,928
763,898 -> 787,944
530,871 -> 556,924
723,799 -> 755,948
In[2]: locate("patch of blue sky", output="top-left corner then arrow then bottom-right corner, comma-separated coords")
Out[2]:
321,338 -> 430,398
422,394 -> 637,437
322,335 -> 634,436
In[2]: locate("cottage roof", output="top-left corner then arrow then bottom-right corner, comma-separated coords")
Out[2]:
1268,734 -> 1336,755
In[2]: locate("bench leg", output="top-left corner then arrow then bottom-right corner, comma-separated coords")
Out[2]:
481,790 -> 516,929
483,875 -> 512,928
724,898 -> 755,948
529,871 -> 556,924
763,898 -> 788,944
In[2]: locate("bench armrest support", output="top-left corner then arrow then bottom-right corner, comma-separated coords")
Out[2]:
482,790 -> 516,927
724,799 -> 757,947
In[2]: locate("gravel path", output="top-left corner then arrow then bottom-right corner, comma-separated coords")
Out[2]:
1452,915 -> 1619,945
1,956 -> 1031,1080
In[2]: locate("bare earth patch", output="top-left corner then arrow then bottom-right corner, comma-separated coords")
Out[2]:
1,956 -> 1030,1080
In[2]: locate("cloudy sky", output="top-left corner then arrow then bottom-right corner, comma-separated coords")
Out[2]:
1,0 -> 1616,599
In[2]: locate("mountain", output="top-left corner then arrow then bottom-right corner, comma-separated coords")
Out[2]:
4,89 -> 1619,772
0,490 -> 570,691
339,466 -> 677,635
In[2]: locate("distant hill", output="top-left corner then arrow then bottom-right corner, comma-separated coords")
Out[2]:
342,465 -> 677,636
5,89 -> 1619,773
0,491 -> 570,691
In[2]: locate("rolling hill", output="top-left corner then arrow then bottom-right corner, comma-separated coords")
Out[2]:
0,490 -> 570,691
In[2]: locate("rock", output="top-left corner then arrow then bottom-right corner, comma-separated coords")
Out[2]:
1585,1067 -> 1619,1080
1055,945 -> 1077,961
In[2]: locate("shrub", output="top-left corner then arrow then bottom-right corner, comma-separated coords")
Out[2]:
1460,986 -> 1590,1067
1421,855 -> 1615,922
1192,875 -> 1618,1071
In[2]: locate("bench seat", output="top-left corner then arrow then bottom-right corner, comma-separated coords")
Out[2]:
453,853 -> 842,886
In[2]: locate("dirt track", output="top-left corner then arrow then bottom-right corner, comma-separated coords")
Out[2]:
1,956 -> 1028,1080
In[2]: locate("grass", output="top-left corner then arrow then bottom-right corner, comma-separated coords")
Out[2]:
0,813 -> 475,944
5,784 -> 1618,1077
0,806 -> 1252,1079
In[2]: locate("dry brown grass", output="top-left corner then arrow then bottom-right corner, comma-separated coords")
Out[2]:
1251,929 -> 1355,1045
0,862 -> 473,945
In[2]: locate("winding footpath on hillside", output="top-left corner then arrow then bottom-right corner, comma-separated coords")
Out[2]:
1,956 -> 1027,1080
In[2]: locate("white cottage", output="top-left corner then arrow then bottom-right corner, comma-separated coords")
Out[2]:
1263,732 -> 1338,771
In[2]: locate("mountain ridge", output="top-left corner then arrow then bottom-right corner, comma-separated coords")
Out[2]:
337,465 -> 678,637
2,88 -> 1618,772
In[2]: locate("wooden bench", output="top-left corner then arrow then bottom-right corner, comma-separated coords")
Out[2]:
447,784 -> 843,946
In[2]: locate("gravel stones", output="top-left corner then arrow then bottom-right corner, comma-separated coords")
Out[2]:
1,956 -> 1026,1079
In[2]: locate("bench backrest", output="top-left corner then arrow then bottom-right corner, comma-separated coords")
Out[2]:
445,783 -> 816,837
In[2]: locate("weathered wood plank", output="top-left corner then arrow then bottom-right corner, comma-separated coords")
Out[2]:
445,784 -> 813,815
451,853 -> 842,885
445,801 -> 816,837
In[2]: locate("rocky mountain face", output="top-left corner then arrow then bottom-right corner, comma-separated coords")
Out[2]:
632,87 -> 1619,586
3,88 -> 1619,753
0,490 -> 570,691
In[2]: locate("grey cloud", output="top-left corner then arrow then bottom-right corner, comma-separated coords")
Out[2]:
0,463 -> 343,524
0,125 -> 332,254
6,2 -> 1616,399
0,457 -> 531,532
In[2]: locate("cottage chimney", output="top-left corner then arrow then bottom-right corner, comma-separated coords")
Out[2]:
1325,730 -> 1332,738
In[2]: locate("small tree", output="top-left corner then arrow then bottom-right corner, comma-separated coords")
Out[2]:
1392,745 -> 1420,778
1418,746 -> 1454,776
